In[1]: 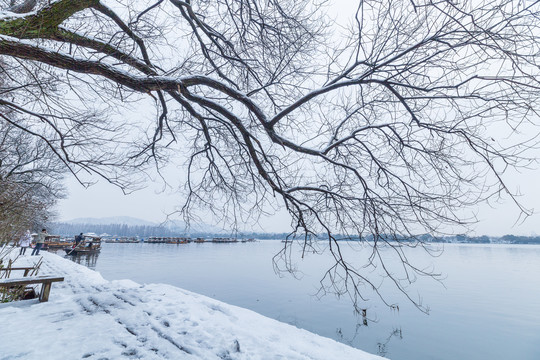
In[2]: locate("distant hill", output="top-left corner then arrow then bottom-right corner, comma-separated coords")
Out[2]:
161,219 -> 224,234
63,216 -> 157,226
53,216 -> 225,237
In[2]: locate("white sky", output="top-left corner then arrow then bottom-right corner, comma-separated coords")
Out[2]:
56,0 -> 540,236
58,163 -> 540,236
58,175 -> 294,233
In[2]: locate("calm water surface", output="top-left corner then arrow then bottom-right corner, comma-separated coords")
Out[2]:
66,242 -> 540,360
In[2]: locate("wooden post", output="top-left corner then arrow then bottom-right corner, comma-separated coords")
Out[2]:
39,281 -> 52,302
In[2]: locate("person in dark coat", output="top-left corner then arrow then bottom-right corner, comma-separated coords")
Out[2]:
74,233 -> 84,247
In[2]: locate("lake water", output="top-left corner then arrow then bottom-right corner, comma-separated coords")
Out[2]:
64,241 -> 540,359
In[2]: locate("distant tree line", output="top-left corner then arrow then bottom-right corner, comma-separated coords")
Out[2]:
51,222 -> 290,239
52,223 -> 190,238
498,235 -> 540,245
50,223 -> 540,244
333,234 -> 540,245
428,234 -> 540,244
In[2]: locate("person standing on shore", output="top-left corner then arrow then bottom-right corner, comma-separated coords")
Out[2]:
18,230 -> 32,255
31,229 -> 48,256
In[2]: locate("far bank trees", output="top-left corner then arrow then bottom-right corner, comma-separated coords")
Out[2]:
1,0 -> 539,309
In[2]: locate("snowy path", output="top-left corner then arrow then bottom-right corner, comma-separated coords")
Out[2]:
0,252 -> 385,360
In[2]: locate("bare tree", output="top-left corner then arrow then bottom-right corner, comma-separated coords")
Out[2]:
0,119 -> 66,244
0,0 -> 539,310
0,47 -> 67,243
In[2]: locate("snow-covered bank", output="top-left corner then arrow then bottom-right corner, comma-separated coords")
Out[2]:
0,252 -> 385,360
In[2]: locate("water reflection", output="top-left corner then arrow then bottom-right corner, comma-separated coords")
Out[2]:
336,322 -> 364,346
336,308 -> 379,347
361,308 -> 368,326
48,245 -> 102,268
377,328 -> 403,357
65,252 -> 100,269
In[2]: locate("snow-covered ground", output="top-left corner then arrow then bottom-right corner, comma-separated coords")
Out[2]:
0,251 -> 385,360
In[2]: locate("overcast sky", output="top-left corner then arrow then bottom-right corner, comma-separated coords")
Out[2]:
58,162 -> 540,236
57,176 -> 292,233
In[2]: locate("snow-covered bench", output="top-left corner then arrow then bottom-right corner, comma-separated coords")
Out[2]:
0,276 -> 64,302
0,266 -> 37,277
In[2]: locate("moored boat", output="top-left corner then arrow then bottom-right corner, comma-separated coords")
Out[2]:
146,236 -> 191,244
211,237 -> 238,243
104,237 -> 140,243
46,235 -> 73,250
64,235 -> 102,255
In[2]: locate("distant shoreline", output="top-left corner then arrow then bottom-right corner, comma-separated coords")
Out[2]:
49,220 -> 540,245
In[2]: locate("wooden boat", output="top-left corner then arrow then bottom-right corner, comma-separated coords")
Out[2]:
146,237 -> 191,244
104,237 -> 139,243
211,237 -> 238,243
30,233 -> 55,250
64,235 -> 102,255
46,235 -> 73,250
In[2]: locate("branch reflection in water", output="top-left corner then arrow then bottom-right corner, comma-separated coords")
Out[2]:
336,307 -> 401,356
377,328 -> 403,357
